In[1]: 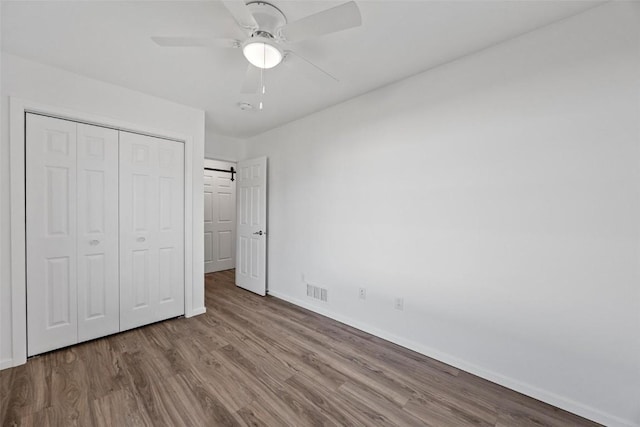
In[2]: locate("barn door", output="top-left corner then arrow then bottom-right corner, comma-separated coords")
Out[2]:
204,162 -> 236,273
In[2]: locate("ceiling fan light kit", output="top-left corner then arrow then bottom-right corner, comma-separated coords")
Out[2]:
242,35 -> 283,69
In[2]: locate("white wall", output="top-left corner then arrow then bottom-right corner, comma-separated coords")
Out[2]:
0,53 -> 206,367
244,3 -> 640,426
205,129 -> 245,162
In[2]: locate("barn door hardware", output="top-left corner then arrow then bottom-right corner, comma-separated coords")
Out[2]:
205,166 -> 236,181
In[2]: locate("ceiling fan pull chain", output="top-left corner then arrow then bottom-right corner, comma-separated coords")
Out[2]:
260,44 -> 265,110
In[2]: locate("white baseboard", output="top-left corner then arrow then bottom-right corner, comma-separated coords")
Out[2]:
0,358 -> 14,371
187,307 -> 207,317
268,290 -> 637,427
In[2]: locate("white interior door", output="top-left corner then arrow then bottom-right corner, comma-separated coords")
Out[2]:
119,132 -> 185,331
26,114 -> 78,356
76,123 -> 119,342
204,161 -> 236,273
236,157 -> 267,296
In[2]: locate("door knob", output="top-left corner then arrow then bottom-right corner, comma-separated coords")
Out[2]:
137,237 -> 146,242
253,231 -> 264,236
89,239 -> 100,246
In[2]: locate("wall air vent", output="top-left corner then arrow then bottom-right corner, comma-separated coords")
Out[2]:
307,284 -> 328,302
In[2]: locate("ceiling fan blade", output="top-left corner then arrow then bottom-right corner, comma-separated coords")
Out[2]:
222,0 -> 258,32
241,65 -> 262,94
280,1 -> 361,42
151,36 -> 238,48
286,50 -> 339,83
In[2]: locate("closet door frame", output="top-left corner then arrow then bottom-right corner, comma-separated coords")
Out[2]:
8,98 -> 202,369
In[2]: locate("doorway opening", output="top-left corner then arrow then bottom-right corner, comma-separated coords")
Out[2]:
204,159 -> 237,274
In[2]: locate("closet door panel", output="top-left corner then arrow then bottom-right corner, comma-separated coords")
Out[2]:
156,139 -> 185,319
26,114 -> 78,356
120,133 -> 159,330
77,124 -> 120,342
120,132 -> 184,331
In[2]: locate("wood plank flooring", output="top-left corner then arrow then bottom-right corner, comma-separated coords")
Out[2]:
1,270 -> 601,426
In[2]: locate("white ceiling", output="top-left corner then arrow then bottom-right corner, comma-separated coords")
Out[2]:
1,0 -> 602,138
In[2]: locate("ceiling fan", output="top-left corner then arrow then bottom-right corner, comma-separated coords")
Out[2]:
151,0 -> 362,96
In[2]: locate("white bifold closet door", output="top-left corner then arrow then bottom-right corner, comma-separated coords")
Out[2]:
119,132 -> 185,331
27,114 -> 185,356
76,123 -> 120,342
26,114 -> 119,356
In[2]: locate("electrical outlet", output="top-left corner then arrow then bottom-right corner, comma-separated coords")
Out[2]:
394,297 -> 404,311
358,288 -> 367,300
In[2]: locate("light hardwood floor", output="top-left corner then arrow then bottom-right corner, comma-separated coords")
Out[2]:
1,270 -> 600,426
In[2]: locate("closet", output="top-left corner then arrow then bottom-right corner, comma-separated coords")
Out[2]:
26,113 -> 185,357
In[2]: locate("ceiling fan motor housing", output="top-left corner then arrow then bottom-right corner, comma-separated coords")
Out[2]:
247,1 -> 287,38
